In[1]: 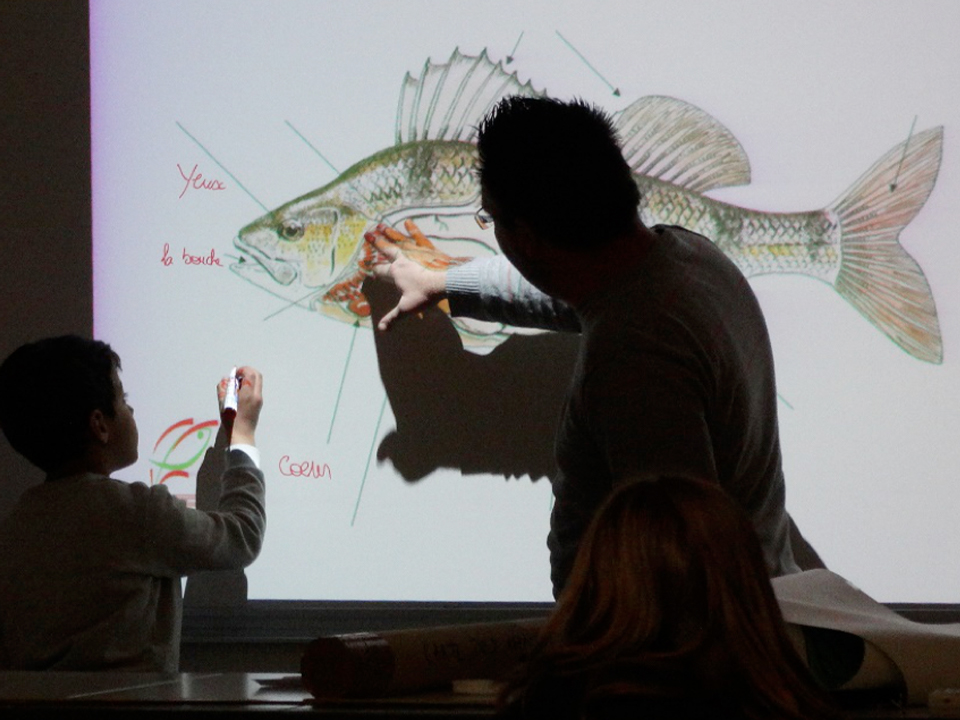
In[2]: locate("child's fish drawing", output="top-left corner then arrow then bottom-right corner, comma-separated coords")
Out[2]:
232,49 -> 943,363
148,417 -> 219,508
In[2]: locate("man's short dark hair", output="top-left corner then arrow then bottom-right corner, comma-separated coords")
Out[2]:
0,335 -> 120,473
476,96 -> 641,250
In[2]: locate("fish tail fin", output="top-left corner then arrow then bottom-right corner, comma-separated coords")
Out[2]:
831,127 -> 943,363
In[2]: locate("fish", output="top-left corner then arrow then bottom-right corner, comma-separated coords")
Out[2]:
232,49 -> 540,343
232,49 -> 943,362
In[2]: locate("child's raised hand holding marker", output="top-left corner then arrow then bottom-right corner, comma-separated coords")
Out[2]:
218,366 -> 263,446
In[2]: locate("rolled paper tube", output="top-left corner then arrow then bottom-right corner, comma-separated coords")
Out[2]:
301,618 -> 545,699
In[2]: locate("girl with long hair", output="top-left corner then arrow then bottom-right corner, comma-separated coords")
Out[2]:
499,477 -> 843,719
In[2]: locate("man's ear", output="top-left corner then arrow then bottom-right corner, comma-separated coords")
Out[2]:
89,408 -> 110,445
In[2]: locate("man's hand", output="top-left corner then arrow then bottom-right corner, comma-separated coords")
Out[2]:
218,367 -> 263,446
365,220 -> 454,331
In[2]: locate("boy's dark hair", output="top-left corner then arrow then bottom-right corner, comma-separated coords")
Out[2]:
0,335 -> 120,473
476,96 -> 641,250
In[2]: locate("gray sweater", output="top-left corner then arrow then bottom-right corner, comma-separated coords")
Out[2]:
446,226 -> 798,593
0,449 -> 265,672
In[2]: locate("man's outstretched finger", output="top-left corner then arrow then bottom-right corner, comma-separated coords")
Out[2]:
381,224 -> 410,244
365,230 -> 401,260
403,219 -> 432,247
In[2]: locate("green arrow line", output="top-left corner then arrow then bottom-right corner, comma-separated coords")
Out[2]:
177,122 -> 328,322
506,31 -> 524,64
555,31 -> 620,97
175,122 -> 268,212
284,119 -> 378,218
351,393 -> 388,527
284,120 -> 342,176
890,115 -> 918,192
259,286 -> 324,321
328,321 -> 360,443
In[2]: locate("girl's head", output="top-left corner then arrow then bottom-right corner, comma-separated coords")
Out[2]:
502,477 -> 840,720
557,476 -> 784,661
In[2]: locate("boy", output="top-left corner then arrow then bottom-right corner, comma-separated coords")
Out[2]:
0,335 -> 265,672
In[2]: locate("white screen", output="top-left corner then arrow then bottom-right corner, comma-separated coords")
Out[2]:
91,0 -> 960,602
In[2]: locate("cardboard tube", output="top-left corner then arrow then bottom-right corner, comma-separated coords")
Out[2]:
301,619 -> 545,699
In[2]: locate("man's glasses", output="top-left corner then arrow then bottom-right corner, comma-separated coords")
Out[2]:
475,209 -> 494,230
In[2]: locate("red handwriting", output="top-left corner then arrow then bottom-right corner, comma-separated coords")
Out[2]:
177,163 -> 227,199
182,247 -> 223,266
279,455 -> 333,479
160,243 -> 223,267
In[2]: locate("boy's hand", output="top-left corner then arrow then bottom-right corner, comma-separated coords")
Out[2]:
218,367 -> 263,445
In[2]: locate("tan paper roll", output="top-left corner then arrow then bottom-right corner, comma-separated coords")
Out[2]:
301,618 -> 545,699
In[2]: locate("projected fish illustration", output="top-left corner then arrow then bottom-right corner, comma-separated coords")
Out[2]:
232,49 -> 943,363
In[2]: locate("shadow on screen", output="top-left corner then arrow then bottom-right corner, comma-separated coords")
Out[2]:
184,425 -> 250,607
364,280 -> 827,571
364,278 -> 580,483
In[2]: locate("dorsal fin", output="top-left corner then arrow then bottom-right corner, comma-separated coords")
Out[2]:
396,48 -> 545,145
615,95 -> 751,192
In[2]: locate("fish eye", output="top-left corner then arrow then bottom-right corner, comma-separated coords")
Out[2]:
279,219 -> 304,241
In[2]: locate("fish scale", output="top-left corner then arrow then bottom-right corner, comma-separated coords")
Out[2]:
341,142 -> 479,218
641,177 -> 843,283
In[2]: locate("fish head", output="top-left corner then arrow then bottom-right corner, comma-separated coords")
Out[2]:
234,195 -> 370,292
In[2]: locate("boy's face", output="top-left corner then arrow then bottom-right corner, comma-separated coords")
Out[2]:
106,368 -> 139,472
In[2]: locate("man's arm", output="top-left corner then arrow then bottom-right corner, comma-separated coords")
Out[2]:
446,255 -> 581,332
366,221 -> 580,332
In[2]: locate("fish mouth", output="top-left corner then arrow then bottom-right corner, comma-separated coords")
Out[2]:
232,234 -> 298,286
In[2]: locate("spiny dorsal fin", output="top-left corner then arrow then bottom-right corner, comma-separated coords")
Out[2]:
615,95 -> 751,192
396,48 -> 545,145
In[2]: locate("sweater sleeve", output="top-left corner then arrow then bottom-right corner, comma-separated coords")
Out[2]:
446,255 -> 581,332
136,449 -> 266,576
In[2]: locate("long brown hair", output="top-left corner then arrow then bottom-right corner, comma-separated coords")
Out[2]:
500,477 -> 842,719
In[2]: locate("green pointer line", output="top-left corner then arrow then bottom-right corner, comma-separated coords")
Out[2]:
261,287 -> 325,321
890,115 -> 918,192
555,31 -> 620,97
328,321 -> 360,444
176,123 -> 302,321
351,393 -> 388,527
284,120 -> 341,176
176,122 -> 268,213
506,31 -> 524,64
284,120 -> 378,218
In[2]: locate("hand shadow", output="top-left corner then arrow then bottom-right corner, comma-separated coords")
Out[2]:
183,421 -> 249,607
363,277 -> 579,482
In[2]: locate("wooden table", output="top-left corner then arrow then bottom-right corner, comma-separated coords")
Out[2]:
0,672 -> 945,718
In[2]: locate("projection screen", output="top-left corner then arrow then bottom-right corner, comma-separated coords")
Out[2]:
91,0 -> 960,603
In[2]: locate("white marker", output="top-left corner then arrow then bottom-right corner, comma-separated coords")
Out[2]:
223,366 -> 239,420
